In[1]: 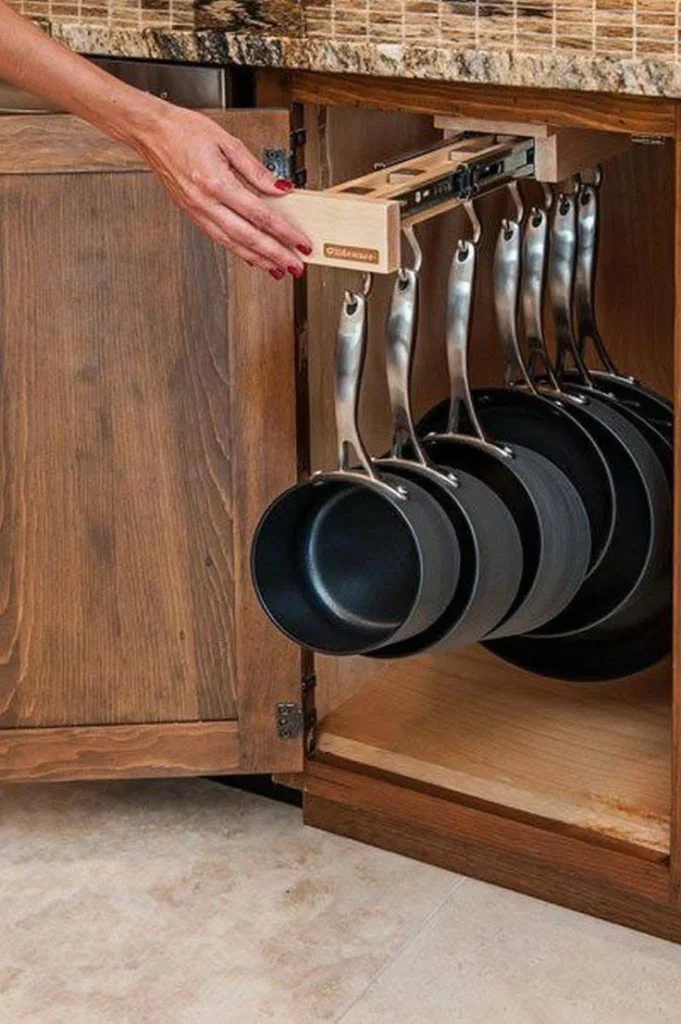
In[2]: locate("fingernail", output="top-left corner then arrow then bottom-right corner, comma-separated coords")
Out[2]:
269,268 -> 285,280
296,243 -> 313,256
274,179 -> 293,192
288,265 -> 304,279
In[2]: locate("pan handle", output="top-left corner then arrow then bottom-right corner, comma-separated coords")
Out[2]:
324,288 -> 407,499
444,235 -> 489,440
432,203 -> 512,458
549,192 -> 593,385
574,177 -> 628,379
385,266 -> 430,466
334,290 -> 378,477
493,193 -> 534,393
520,204 -> 560,391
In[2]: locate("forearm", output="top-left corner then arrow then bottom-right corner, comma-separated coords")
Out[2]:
0,2 -> 165,144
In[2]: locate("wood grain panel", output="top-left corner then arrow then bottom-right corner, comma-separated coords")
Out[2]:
0,171 -> 236,726
305,761 -> 681,944
292,74 -> 677,137
0,721 -> 239,781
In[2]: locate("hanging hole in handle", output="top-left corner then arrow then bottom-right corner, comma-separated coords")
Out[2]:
558,193 -> 571,216
530,206 -> 543,229
579,185 -> 594,208
344,290 -> 359,316
501,218 -> 515,241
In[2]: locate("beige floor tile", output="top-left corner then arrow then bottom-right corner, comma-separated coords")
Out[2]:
0,780 -> 457,1024
340,877 -> 681,1024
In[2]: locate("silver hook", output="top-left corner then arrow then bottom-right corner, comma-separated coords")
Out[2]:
400,224 -> 423,276
460,199 -> 482,248
504,181 -> 524,228
540,181 -> 553,211
361,272 -> 373,297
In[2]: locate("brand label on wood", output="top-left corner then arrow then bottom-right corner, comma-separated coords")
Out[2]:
323,243 -> 380,265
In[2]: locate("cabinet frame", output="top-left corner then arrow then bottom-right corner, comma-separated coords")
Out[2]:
275,70 -> 681,943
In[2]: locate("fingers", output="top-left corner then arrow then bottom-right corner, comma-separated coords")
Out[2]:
190,204 -> 301,279
221,135 -> 289,197
203,169 -> 312,258
204,199 -> 305,275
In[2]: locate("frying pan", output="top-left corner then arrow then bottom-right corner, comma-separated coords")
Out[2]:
487,191 -> 671,678
420,200 -> 590,639
530,190 -> 672,635
367,243 -> 523,659
418,189 -> 611,576
250,284 -> 461,656
565,172 -> 673,438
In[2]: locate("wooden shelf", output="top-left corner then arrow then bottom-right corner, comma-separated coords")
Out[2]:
316,647 -> 671,859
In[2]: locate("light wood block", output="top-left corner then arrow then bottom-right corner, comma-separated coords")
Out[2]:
269,189 -> 401,274
434,114 -> 555,138
534,127 -> 631,182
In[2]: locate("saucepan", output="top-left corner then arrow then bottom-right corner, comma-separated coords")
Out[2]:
250,277 -> 461,655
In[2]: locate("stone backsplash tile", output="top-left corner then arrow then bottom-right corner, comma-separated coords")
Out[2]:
10,0 -> 681,61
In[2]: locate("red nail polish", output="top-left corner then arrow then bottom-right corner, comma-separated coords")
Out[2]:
269,268 -> 285,280
274,179 -> 294,192
296,244 -> 313,256
288,265 -> 304,279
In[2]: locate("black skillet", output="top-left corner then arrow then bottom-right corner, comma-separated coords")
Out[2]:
368,250 -> 523,658
487,191 -> 671,679
563,173 -> 673,439
421,199 -> 591,640
417,192 -> 614,579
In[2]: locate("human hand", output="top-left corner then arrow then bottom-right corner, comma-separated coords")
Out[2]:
134,104 -> 312,278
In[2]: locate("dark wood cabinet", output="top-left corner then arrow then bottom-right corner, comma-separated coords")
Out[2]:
0,110 -> 302,779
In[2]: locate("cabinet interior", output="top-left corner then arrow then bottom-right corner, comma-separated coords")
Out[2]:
304,105 -> 675,861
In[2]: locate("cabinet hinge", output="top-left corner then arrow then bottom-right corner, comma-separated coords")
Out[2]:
276,700 -> 304,740
276,673 -> 317,751
262,132 -> 307,188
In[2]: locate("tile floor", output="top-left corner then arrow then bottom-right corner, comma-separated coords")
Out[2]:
1,779 -> 680,1023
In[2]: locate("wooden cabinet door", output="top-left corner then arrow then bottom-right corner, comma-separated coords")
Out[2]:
0,111 -> 302,780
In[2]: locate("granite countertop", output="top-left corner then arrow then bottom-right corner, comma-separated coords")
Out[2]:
30,1 -> 681,99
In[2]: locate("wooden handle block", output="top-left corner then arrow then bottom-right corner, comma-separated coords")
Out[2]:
269,189 -> 401,274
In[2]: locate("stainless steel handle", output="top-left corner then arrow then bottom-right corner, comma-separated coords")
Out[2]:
548,192 -> 591,382
520,206 -> 559,390
444,239 -> 489,441
334,290 -> 377,478
574,179 -> 619,375
386,268 -> 428,465
494,216 -> 532,391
